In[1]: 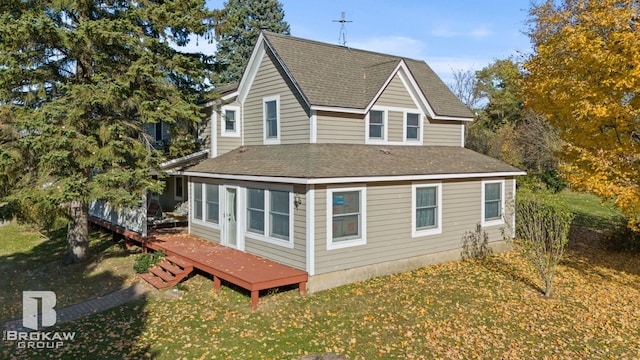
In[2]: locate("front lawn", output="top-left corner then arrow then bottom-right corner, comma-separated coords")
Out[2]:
0,223 -> 139,323
2,191 -> 639,359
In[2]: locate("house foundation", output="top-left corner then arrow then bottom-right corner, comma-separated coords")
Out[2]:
306,240 -> 512,293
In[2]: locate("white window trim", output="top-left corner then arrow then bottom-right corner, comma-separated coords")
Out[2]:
305,186 -> 315,276
326,186 -> 367,250
309,111 -> 317,144
191,182 -> 221,230
481,179 -> 505,227
211,108 -> 217,158
365,108 -> 387,144
244,185 -> 294,249
221,105 -> 240,137
411,182 -> 442,237
263,95 -> 281,144
403,111 -> 423,144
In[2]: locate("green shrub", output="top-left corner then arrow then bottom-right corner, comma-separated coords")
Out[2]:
133,250 -> 165,274
517,172 -> 566,194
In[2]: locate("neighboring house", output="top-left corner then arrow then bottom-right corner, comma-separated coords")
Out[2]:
178,31 -> 525,292
148,84 -> 238,215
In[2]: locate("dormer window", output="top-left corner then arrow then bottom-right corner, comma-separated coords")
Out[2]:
366,109 -> 387,143
263,95 -> 280,144
221,105 -> 240,137
369,110 -> 384,139
225,110 -> 236,131
405,113 -> 421,141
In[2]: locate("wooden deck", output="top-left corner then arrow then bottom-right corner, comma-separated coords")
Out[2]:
89,217 -> 308,309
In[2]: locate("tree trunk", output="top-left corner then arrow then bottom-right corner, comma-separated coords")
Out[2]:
544,277 -> 553,297
65,200 -> 89,264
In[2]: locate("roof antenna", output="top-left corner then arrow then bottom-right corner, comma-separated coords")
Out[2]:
332,11 -> 352,46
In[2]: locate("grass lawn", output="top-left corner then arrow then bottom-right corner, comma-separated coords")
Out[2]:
0,223 -> 140,323
2,192 -> 639,359
555,190 -> 625,228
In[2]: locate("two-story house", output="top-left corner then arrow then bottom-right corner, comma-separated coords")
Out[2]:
182,32 -> 524,292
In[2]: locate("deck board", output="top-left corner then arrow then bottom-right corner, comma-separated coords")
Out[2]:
147,234 -> 308,292
89,216 -> 308,309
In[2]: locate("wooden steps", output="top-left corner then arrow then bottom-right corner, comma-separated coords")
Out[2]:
140,255 -> 193,289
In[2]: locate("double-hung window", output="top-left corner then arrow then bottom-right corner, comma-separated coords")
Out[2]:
368,110 -> 385,141
412,183 -> 442,237
246,188 -> 293,247
269,191 -> 290,240
247,188 -> 265,234
327,187 -> 367,249
221,105 -> 240,137
405,113 -> 420,141
193,182 -> 203,221
205,184 -> 219,224
192,182 -> 219,227
482,180 -> 505,226
263,96 -> 280,143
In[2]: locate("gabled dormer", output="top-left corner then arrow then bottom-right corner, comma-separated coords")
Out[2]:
205,32 -> 474,159
234,32 -> 472,147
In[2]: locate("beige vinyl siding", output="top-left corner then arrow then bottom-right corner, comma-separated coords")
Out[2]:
316,111 -> 365,143
387,111 -> 404,142
217,100 -> 242,156
243,51 -> 309,145
190,223 -> 221,243
217,133 -> 241,156
314,184 -> 328,267
244,185 -> 306,270
375,74 -> 417,109
424,119 -> 463,146
199,106 -> 213,152
313,179 -> 514,275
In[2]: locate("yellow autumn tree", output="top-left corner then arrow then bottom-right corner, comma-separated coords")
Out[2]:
523,0 -> 640,230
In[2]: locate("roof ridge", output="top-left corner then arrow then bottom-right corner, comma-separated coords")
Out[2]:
260,31 -> 474,118
262,31 -> 426,64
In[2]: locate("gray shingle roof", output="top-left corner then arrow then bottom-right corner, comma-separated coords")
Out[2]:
186,144 -> 524,180
263,32 -> 473,119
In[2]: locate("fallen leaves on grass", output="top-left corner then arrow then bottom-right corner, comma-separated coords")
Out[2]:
6,226 -> 640,359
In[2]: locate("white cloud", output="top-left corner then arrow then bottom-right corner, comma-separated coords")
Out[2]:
430,25 -> 493,39
335,35 -> 493,86
426,57 -> 486,74
424,56 -> 490,86
348,36 -> 426,60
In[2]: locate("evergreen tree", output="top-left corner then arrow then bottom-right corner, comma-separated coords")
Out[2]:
214,0 -> 290,85
0,1 -> 214,263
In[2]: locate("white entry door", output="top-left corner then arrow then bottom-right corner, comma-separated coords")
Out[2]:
223,187 -> 238,248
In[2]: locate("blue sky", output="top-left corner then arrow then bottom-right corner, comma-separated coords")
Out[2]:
189,0 -> 532,85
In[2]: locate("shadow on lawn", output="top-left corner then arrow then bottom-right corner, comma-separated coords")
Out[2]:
479,224 -> 640,295
0,223 -> 159,359
562,225 -> 640,290
480,256 -> 544,295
